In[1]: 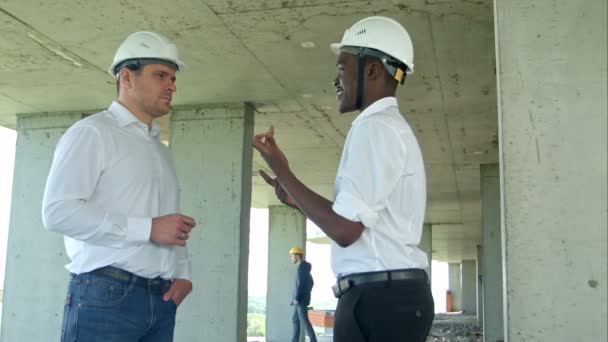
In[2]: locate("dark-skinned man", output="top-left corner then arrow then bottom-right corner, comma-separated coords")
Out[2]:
253,16 -> 434,342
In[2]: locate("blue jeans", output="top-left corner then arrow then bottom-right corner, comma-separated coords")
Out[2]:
292,304 -> 317,342
61,271 -> 177,342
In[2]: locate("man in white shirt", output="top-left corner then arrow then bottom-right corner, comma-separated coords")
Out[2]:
42,31 -> 195,342
253,17 -> 434,341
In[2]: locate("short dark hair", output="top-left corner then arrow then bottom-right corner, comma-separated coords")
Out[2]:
115,65 -> 143,96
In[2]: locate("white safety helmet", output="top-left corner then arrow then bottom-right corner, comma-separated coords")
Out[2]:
108,31 -> 186,77
330,16 -> 414,83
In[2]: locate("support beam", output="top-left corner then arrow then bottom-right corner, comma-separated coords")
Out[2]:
1,112 -> 84,341
476,245 -> 483,326
448,263 -> 462,312
169,104 -> 254,342
266,206 -> 306,342
481,164 -> 503,341
495,0 -> 607,340
461,260 -> 477,315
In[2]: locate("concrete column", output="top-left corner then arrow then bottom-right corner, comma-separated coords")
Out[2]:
266,206 -> 306,342
495,1 -> 607,341
448,263 -> 462,312
169,104 -> 254,342
481,164 -> 503,342
1,112 -> 84,341
476,245 -> 484,325
419,223 -> 433,284
461,260 -> 477,315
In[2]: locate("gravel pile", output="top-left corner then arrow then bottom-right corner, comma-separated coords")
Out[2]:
426,313 -> 482,342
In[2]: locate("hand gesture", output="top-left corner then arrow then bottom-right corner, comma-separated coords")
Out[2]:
151,214 -> 196,246
252,126 -> 289,178
259,170 -> 298,209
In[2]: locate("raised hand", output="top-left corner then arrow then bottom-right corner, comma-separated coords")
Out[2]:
260,170 -> 298,209
252,126 -> 290,178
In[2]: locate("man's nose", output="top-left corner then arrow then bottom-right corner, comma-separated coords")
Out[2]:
168,82 -> 176,93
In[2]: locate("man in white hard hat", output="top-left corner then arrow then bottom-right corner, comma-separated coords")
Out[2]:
253,16 -> 434,341
288,246 -> 317,342
43,31 -> 195,341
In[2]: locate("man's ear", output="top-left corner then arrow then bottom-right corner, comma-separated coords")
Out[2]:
366,60 -> 383,81
119,68 -> 132,89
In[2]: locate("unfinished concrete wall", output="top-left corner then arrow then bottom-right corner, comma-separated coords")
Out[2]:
495,0 -> 607,341
461,260 -> 477,315
170,104 -> 254,342
448,263 -> 462,312
266,206 -> 305,342
481,164 -> 503,341
1,113 -> 83,341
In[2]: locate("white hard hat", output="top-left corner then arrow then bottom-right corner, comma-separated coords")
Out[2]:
330,16 -> 414,75
108,31 -> 186,76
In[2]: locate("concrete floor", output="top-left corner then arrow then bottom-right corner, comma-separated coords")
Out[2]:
248,313 -> 482,342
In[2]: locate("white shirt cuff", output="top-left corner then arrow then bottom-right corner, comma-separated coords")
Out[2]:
174,256 -> 191,280
126,217 -> 152,243
333,191 -> 379,228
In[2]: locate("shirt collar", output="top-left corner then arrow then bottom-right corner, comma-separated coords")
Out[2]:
351,96 -> 399,126
109,101 -> 161,138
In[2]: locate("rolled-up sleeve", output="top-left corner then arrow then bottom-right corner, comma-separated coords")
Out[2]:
332,119 -> 405,229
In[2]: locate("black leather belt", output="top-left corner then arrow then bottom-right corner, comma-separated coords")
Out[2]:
332,268 -> 428,298
88,266 -> 172,295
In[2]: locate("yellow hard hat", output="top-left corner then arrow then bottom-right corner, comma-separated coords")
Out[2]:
289,246 -> 304,255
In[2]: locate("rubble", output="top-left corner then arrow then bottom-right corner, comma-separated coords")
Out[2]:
426,313 -> 482,342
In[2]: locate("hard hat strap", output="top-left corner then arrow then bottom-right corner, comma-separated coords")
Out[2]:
358,48 -> 407,85
356,54 -> 366,110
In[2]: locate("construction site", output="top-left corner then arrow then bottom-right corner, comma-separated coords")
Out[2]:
0,0 -> 606,341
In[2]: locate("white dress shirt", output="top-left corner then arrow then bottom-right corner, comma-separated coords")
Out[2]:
331,97 -> 428,276
42,101 -> 190,280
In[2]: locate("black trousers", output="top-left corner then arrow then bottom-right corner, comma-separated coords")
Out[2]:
333,274 -> 434,342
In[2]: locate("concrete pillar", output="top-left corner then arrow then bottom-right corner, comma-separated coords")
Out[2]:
266,206 -> 306,342
495,1 -> 607,341
419,223 -> 433,284
461,260 -> 477,315
476,245 -> 484,326
448,263 -> 462,312
1,112 -> 84,341
481,164 -> 503,341
169,104 -> 254,342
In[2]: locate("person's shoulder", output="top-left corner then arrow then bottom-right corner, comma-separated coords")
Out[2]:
69,110 -> 114,133
301,261 -> 312,271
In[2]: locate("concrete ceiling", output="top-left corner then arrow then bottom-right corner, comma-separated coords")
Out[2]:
0,0 -> 498,263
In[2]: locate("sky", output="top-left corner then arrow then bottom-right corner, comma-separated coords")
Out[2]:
0,126 -> 16,289
0,126 -> 448,313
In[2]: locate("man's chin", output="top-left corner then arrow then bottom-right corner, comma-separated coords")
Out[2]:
153,106 -> 172,117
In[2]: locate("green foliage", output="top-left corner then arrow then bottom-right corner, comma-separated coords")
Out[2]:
248,295 -> 266,314
247,313 -> 265,337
